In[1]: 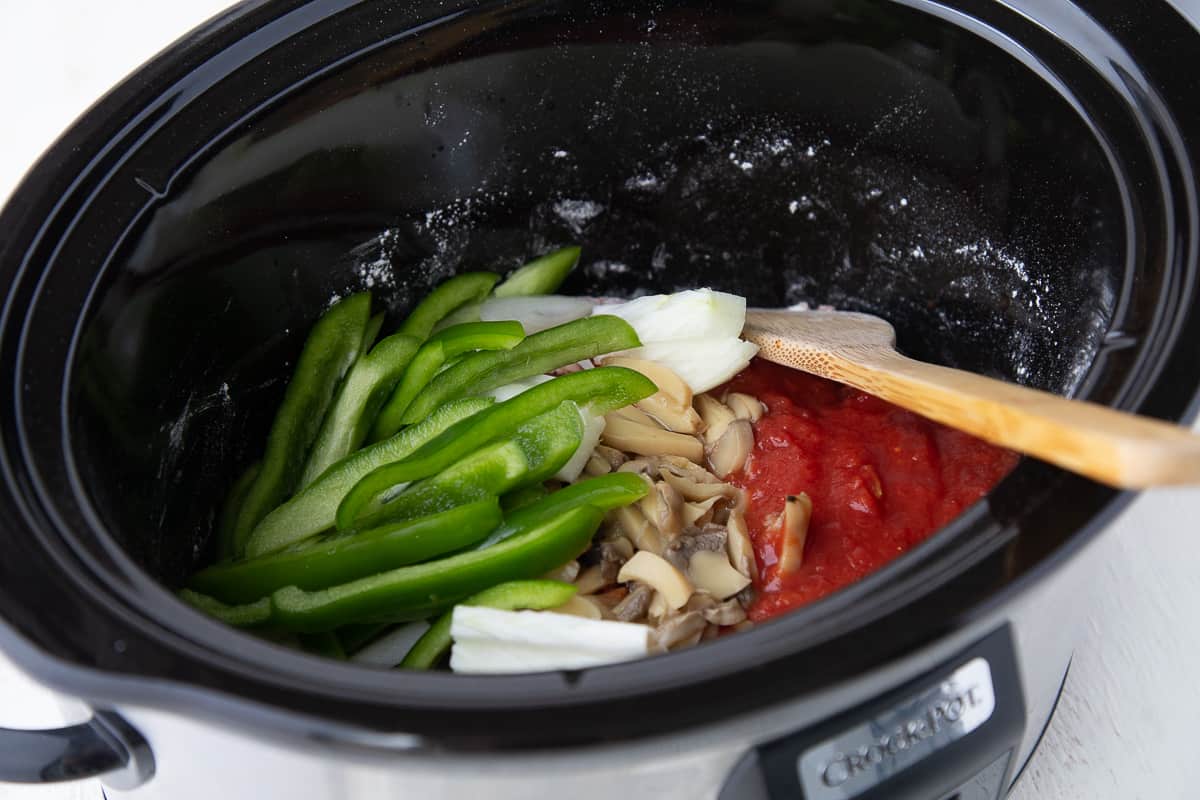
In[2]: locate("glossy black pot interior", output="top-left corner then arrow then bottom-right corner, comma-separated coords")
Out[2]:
1,0 -> 1197,745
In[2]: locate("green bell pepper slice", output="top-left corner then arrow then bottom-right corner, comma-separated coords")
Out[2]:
337,367 -> 655,530
362,312 -> 386,351
431,247 -> 582,334
398,315 -> 642,426
492,246 -> 581,297
299,332 -> 422,488
349,401 -> 583,530
499,484 -> 550,513
400,580 -> 577,670
371,321 -> 524,441
270,505 -> 604,631
397,272 -> 498,342
190,499 -> 503,605
477,472 -> 649,550
179,589 -> 272,628
231,292 -> 372,556
245,397 -> 492,558
215,462 -> 261,561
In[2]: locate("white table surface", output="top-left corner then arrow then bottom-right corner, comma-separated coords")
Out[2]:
1,2 -> 1198,798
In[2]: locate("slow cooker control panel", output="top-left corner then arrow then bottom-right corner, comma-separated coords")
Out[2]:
720,627 -> 1025,800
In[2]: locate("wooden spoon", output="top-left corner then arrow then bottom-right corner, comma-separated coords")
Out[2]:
743,308 -> 1200,489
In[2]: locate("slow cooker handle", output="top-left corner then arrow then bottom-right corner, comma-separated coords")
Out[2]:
0,709 -> 154,788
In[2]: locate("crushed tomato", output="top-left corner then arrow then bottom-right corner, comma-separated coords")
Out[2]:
723,359 -> 1019,622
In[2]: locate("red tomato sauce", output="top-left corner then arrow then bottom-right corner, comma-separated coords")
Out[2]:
723,359 -> 1019,622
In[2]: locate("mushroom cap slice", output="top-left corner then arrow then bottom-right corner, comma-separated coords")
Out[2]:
552,594 -> 605,620
600,356 -> 704,434
663,528 -> 727,572
593,445 -> 628,470
695,393 -> 737,444
688,550 -> 751,600
726,505 -> 759,581
638,481 -> 685,540
584,452 -> 613,477
724,392 -> 766,422
706,418 -> 754,479
681,496 -> 723,527
660,468 -> 740,502
573,564 -> 609,595
612,504 -> 665,556
608,404 -> 662,428
702,599 -> 748,626
652,610 -> 707,650
618,551 -> 695,610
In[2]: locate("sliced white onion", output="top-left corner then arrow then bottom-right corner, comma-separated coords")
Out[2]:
591,289 -> 746,342
554,412 -> 606,483
617,337 -> 759,394
479,295 -> 594,334
449,607 -> 650,673
486,373 -> 554,403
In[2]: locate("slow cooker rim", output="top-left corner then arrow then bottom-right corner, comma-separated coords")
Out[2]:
1,0 -> 1198,748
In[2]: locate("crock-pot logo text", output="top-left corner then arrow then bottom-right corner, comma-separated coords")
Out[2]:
818,682 -> 988,788
797,658 -> 997,799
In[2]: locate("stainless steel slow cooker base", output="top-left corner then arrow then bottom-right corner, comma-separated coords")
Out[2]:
2,0 -> 1198,797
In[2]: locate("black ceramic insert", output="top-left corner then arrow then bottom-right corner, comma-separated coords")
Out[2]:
0,0 -> 1197,748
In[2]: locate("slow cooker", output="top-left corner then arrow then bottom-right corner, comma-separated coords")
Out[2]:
1,0 -> 1198,797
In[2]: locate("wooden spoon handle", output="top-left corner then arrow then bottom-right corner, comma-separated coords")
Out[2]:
797,349 -> 1200,489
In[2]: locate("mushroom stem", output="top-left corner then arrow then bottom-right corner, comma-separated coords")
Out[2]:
777,493 -> 814,575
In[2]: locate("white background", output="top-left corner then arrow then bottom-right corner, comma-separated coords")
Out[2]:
0,2 -> 1198,798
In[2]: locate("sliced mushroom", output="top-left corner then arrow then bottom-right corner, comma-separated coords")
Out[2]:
593,445 -> 628,470
651,611 -> 707,650
607,404 -> 661,429
618,551 -> 694,610
573,564 -> 608,595
776,492 -> 814,576
586,532 -> 635,581
583,452 -> 612,477
611,582 -> 654,621
663,528 -> 727,572
685,591 -> 717,614
600,356 -> 705,434
552,594 -> 604,620
706,418 -> 754,478
541,559 -> 580,583
647,591 -> 669,625
726,504 -> 759,581
638,481 -> 684,540
611,504 -> 664,556
681,496 -> 723,527
695,393 -> 737,444
701,623 -> 722,642
658,455 -> 723,484
724,392 -> 766,422
660,468 -> 740,502
689,550 -> 752,599
617,457 -> 657,477
702,598 -> 748,626
602,415 -> 705,462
